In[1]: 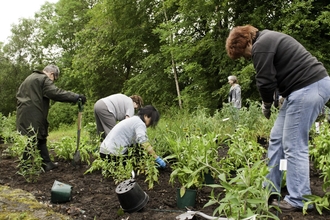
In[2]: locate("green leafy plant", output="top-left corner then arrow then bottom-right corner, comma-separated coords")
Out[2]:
204,159 -> 279,220
50,134 -> 95,165
86,147 -> 160,189
303,193 -> 330,215
219,125 -> 267,175
14,128 -> 43,183
305,122 -> 330,214
0,117 -> 44,183
85,154 -> 132,184
0,112 -> 17,144
2,131 -> 27,159
132,148 -> 160,189
168,132 -> 220,197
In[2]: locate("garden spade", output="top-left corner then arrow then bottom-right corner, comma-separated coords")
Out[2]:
72,99 -> 83,166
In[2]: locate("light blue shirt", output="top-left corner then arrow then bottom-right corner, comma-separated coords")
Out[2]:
100,116 -> 148,155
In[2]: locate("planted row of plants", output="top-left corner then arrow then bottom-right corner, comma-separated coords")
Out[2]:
1,101 -> 329,219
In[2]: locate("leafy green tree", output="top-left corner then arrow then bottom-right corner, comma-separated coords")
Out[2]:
0,45 -> 21,115
72,0 -> 163,102
0,27 -> 34,115
1,0 -> 329,117
275,0 -> 330,69
35,0 -> 94,94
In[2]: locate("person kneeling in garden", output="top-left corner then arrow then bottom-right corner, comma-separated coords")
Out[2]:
99,105 -> 166,168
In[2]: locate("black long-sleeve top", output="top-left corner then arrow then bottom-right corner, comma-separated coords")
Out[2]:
252,30 -> 328,103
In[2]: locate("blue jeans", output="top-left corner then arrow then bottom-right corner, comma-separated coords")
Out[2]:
266,76 -> 330,208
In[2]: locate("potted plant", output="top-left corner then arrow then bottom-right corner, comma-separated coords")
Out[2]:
168,158 -> 205,208
166,133 -> 220,208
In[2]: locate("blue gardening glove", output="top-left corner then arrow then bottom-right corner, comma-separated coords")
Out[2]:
262,102 -> 272,119
155,156 -> 166,168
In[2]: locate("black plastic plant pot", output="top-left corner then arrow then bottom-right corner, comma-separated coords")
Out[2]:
115,178 -> 149,213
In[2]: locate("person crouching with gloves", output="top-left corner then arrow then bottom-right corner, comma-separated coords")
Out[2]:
99,105 -> 166,168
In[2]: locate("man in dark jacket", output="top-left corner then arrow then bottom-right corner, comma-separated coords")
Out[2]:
226,25 -> 330,212
16,65 -> 86,171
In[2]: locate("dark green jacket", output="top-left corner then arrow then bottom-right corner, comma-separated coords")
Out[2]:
16,71 -> 79,139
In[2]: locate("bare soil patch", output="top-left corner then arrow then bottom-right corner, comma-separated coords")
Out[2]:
0,143 -> 329,220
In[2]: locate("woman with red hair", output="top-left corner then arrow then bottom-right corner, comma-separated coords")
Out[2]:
226,25 -> 330,212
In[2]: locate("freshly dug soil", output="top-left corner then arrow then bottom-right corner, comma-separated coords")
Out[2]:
0,143 -> 329,220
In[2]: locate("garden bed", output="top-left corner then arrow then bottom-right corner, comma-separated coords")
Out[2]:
0,143 -> 329,220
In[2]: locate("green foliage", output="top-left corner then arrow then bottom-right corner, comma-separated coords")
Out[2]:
50,136 -> 75,161
277,0 -> 330,70
158,104 -> 270,203
0,44 -> 32,115
85,155 -> 133,184
223,126 -> 267,172
48,102 -> 77,131
204,160 -> 279,220
2,132 -> 27,159
168,132 -> 220,195
306,122 -> 330,214
12,129 -> 44,183
1,0 -> 330,113
2,99 -> 330,217
148,106 -> 237,159
123,62 -> 177,112
49,133 -> 96,165
85,147 -> 160,189
192,116 -> 279,218
303,194 -> 330,215
83,121 -> 101,146
0,112 -> 17,142
151,104 -> 283,217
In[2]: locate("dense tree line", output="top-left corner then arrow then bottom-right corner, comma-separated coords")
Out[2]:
0,0 -> 329,117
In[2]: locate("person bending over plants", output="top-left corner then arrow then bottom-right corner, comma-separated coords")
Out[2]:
99,105 -> 166,168
226,25 -> 330,212
94,93 -> 143,141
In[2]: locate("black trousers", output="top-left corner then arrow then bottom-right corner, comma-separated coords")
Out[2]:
100,144 -> 144,165
23,138 -> 51,164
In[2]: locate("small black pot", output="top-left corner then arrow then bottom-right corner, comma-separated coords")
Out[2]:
115,178 -> 149,213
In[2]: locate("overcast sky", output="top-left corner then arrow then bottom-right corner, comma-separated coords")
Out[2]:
0,0 -> 58,43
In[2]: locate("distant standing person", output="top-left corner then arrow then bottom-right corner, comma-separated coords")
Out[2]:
228,75 -> 241,109
94,94 -> 143,140
16,65 -> 87,171
226,25 -> 330,212
99,105 -> 166,168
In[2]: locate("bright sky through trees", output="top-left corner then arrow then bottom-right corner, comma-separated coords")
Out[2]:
0,0 -> 58,43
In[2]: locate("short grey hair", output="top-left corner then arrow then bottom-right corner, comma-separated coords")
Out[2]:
228,75 -> 237,83
43,65 -> 60,79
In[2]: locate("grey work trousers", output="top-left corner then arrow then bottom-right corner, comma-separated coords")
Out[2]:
94,99 -> 116,140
